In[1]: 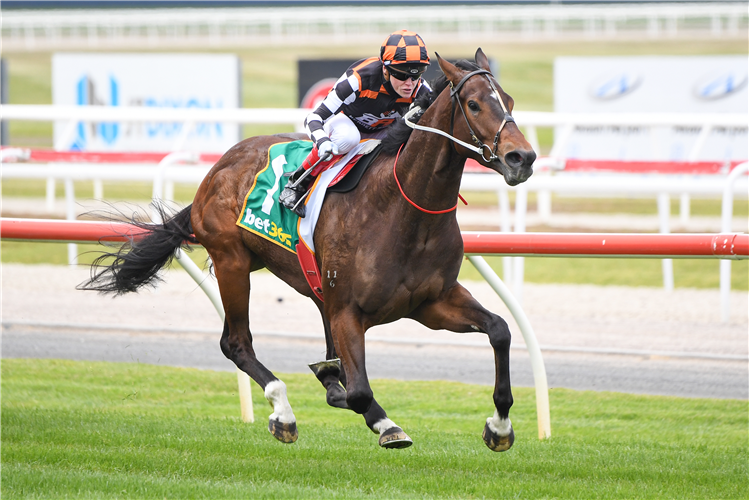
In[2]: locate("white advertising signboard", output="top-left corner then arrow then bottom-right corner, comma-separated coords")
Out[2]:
53,53 -> 240,152
554,56 -> 748,161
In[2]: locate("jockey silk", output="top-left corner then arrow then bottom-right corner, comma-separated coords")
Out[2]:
304,57 -> 432,148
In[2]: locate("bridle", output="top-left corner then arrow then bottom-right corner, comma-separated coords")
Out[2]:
403,69 -> 514,163
395,68 -> 512,214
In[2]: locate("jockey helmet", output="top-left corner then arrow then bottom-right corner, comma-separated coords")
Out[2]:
380,30 -> 430,76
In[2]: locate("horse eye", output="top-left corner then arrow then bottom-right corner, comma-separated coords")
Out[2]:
467,101 -> 480,112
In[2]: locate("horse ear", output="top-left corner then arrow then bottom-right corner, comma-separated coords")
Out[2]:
475,48 -> 492,73
436,52 -> 462,85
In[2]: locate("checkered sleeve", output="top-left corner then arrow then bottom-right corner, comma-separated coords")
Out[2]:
304,70 -> 361,147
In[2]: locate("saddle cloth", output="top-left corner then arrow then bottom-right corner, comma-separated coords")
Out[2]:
236,139 -> 380,255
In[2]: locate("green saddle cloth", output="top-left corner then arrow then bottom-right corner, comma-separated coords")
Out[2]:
236,140 -> 314,253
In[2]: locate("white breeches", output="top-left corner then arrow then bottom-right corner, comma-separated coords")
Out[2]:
324,113 -> 388,154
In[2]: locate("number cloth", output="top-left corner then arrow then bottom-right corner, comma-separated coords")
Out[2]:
236,141 -> 313,253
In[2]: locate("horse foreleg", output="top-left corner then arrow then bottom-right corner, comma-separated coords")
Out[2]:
329,308 -> 412,448
211,247 -> 298,444
409,284 -> 515,452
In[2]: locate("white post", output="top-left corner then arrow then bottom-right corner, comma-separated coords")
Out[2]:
720,161 -> 749,322
537,190 -> 552,222
467,255 -> 551,440
93,179 -> 104,200
498,188 -> 513,284
64,178 -> 77,266
151,151 -> 197,220
513,186 -> 528,303
46,177 -> 56,213
657,192 -> 673,292
679,193 -> 690,227
174,248 -> 254,423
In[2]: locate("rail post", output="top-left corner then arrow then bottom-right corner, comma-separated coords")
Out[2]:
720,161 -> 749,322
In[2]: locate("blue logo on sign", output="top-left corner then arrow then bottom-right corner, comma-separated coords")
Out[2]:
71,74 -> 119,150
588,72 -> 642,100
693,72 -> 748,100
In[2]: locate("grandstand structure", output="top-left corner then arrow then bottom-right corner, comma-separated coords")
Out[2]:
3,2 -> 747,50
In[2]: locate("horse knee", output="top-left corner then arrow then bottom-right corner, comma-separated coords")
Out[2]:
487,316 -> 511,350
346,386 -> 374,414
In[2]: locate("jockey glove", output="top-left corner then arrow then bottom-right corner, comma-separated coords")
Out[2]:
318,140 -> 339,161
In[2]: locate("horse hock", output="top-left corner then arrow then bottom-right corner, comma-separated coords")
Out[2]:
482,411 -> 514,452
264,380 -> 298,443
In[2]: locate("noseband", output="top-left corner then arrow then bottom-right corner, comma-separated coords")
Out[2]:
403,69 -> 514,163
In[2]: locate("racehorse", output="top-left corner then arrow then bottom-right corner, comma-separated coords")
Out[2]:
80,49 -> 536,451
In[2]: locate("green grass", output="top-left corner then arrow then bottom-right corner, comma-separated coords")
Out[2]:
2,358 -> 747,499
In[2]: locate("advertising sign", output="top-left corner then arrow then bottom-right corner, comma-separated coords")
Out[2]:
554,56 -> 748,161
52,53 -> 240,152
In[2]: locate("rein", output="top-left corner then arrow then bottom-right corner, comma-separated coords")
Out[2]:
393,144 -> 466,214
396,67 -> 510,214
403,69 -> 514,163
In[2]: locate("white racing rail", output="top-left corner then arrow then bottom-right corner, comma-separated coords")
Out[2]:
2,104 -> 747,316
3,3 -> 746,50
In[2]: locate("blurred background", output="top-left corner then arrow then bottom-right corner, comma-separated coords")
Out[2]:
1,0 -> 747,293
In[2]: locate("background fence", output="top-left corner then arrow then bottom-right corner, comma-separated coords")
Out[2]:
3,105 -> 747,301
3,2 -> 747,50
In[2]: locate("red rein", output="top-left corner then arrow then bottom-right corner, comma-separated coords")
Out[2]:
393,145 -> 467,214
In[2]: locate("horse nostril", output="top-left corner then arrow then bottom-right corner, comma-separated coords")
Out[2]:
504,151 -> 524,168
505,150 -> 536,168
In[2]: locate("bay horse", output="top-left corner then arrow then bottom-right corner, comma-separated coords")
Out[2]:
80,49 -> 535,451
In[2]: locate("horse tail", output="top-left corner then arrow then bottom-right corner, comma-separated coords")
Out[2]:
78,203 -> 198,295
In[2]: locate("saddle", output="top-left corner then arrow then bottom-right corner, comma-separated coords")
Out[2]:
327,143 -> 383,194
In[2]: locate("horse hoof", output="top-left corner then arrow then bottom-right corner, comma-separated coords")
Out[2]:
379,426 -> 413,449
482,422 -> 514,452
268,418 -> 298,444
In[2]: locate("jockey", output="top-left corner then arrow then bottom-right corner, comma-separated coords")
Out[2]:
279,29 -> 432,217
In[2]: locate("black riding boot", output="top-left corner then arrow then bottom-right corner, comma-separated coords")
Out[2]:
279,165 -> 312,218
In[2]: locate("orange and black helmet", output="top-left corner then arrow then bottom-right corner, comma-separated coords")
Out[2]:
380,29 -> 430,75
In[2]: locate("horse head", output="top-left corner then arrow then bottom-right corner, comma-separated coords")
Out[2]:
437,49 -> 536,186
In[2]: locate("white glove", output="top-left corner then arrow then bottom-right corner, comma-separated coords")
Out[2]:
318,140 -> 339,160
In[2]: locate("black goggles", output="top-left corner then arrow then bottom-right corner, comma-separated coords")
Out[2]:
388,68 -> 425,82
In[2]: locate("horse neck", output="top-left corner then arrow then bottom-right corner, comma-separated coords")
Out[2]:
394,94 -> 465,212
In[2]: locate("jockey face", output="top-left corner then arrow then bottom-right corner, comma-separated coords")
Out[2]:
385,67 -> 419,98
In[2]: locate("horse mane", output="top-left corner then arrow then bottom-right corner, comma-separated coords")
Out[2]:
381,59 -> 482,155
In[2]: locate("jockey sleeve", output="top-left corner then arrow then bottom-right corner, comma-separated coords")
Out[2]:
304,57 -> 432,148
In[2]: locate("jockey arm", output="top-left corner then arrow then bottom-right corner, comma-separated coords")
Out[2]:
303,58 -> 431,150
304,70 -> 359,150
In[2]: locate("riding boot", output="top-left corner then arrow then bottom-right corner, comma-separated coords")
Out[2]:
279,148 -> 342,218
279,165 -> 313,217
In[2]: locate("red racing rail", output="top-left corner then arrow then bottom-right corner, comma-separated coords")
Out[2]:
462,231 -> 749,259
2,218 -> 747,260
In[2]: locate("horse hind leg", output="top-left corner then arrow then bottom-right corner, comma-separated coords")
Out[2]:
211,245 -> 298,444
409,284 -> 515,452
308,308 -> 349,409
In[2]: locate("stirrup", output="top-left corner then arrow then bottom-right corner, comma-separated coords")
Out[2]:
279,185 -> 307,217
